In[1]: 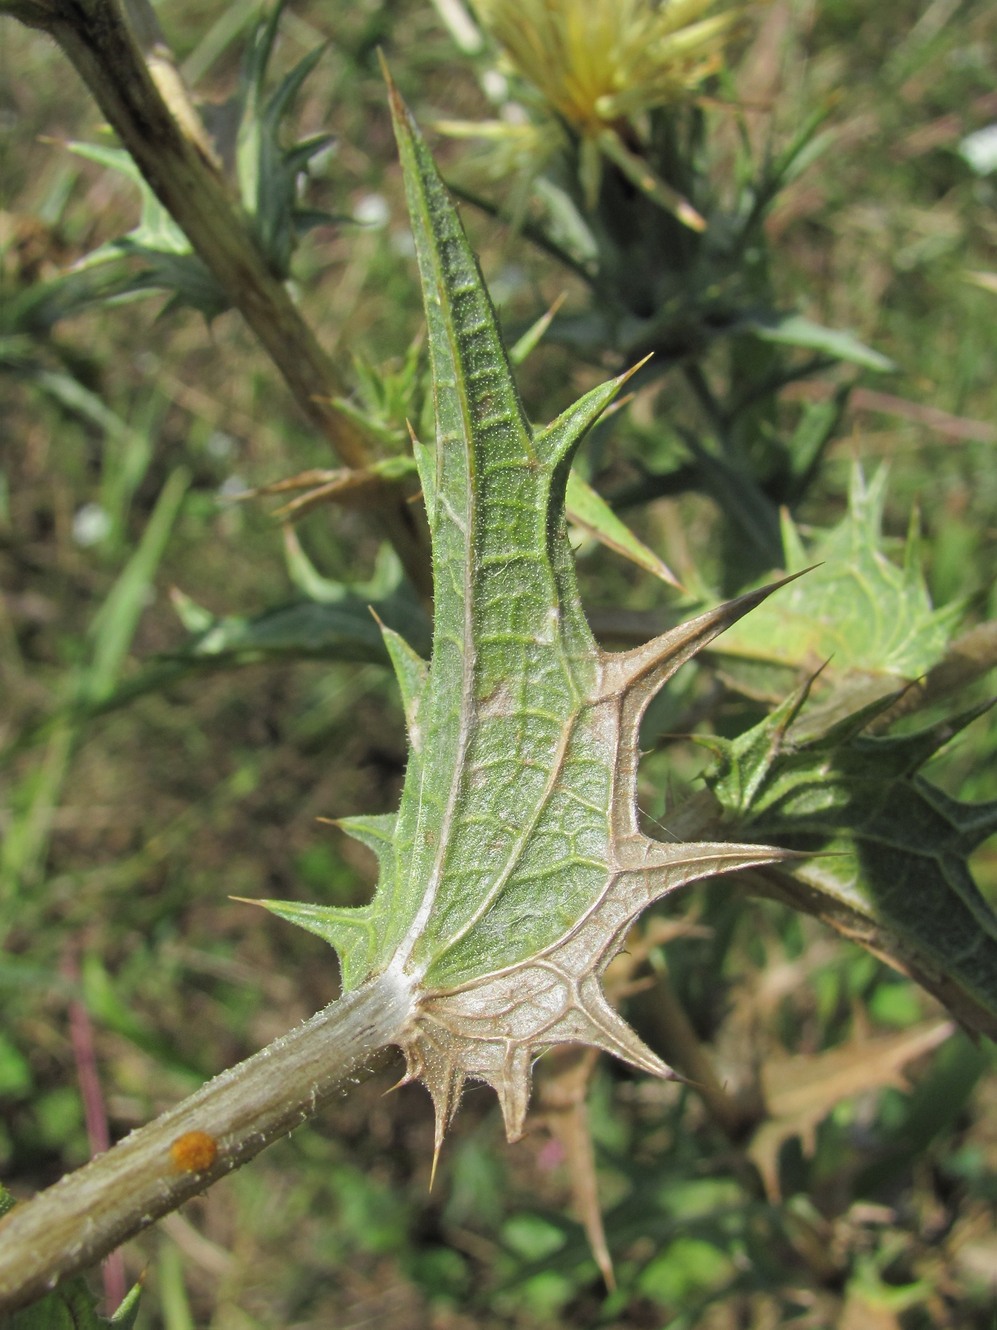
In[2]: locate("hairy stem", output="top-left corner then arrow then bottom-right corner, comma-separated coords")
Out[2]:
4,0 -> 431,597
0,973 -> 414,1315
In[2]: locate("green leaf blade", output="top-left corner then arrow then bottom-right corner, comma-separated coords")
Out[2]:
379,75 -> 616,980
270,79 -> 792,1146
718,467 -> 960,681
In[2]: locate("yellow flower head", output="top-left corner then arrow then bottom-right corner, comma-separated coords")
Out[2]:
474,0 -> 736,138
455,0 -> 741,223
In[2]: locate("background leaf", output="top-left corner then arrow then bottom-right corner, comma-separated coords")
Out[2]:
705,692 -> 997,1037
717,467 -> 963,681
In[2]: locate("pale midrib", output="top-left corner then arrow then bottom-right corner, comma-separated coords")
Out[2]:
422,686 -> 636,995
424,835 -> 758,1000
394,267 -> 483,975
429,701 -> 586,967
394,478 -> 475,976
418,435 -> 597,973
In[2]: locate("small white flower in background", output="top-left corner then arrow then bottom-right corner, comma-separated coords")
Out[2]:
206,431 -> 236,460
482,68 -> 509,102
216,474 -> 247,502
72,502 -> 111,547
390,226 -> 417,258
353,193 -> 390,228
959,124 -> 997,175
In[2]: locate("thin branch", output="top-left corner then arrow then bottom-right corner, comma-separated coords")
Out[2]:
5,0 -> 431,597
0,974 -> 414,1315
637,965 -> 759,1140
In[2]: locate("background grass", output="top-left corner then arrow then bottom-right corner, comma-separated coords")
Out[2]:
1,1 -> 995,1326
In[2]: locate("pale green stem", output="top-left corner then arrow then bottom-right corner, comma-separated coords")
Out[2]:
0,974 -> 414,1316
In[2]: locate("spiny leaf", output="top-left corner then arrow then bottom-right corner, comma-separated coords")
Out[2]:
236,1 -> 335,278
252,811 -> 398,990
749,1021 -> 955,1200
57,7 -> 335,317
704,692 -> 997,1037
717,466 -> 962,682
566,469 -> 682,588
65,140 -> 227,319
249,897 -> 379,992
262,74 -> 791,1150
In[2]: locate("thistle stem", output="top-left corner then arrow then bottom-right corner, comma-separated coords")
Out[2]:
0,975 -> 414,1315
3,0 -> 432,598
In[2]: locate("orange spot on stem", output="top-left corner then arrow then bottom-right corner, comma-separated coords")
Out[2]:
169,1130 -> 218,1173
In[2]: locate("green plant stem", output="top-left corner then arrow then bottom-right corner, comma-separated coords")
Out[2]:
680,363 -> 783,564
0,973 -> 414,1316
740,863 -> 997,1042
3,0 -> 431,598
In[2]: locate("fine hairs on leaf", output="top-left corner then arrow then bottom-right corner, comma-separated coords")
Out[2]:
255,66 -> 796,1163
